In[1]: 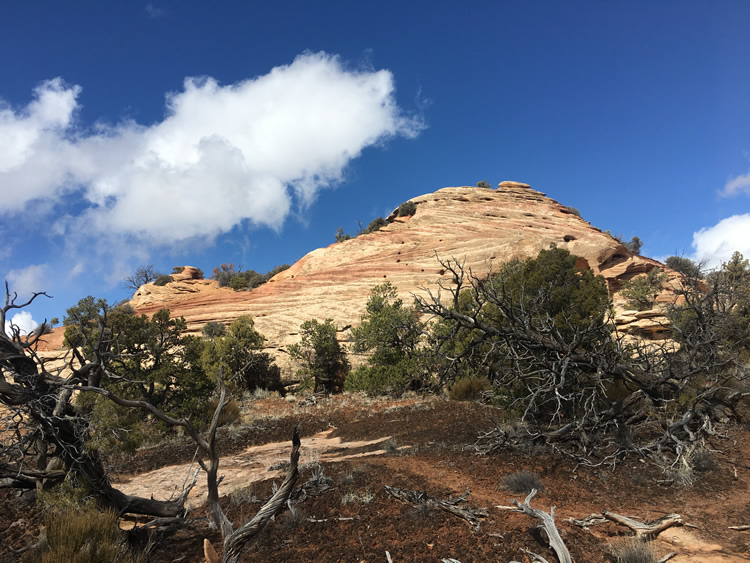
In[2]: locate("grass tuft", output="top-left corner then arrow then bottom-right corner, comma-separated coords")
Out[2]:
502,471 -> 545,494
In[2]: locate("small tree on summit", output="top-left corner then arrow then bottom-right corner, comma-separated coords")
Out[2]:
124,264 -> 162,291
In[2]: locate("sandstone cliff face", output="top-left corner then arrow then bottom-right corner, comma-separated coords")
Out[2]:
116,182 -> 676,373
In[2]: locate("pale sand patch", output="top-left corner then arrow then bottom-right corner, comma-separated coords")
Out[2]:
114,429 -> 392,510
660,527 -> 742,562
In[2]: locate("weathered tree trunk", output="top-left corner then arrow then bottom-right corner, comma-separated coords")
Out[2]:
510,489 -> 572,563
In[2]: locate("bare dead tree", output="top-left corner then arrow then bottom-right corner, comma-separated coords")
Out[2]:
0,283 -> 300,560
417,250 -> 749,472
123,264 -> 162,291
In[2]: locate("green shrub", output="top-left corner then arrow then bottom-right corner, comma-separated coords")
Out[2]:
344,363 -> 413,394
202,321 -> 226,339
288,318 -> 349,393
624,236 -> 643,254
476,180 -> 492,189
201,316 -> 284,394
335,227 -> 352,242
620,268 -> 666,311
566,206 -> 581,217
396,201 -> 417,217
449,376 -> 491,401
665,256 -> 702,279
212,263 -> 239,287
350,283 -> 424,393
265,264 -> 290,280
362,216 -> 388,235
171,266 -> 185,274
229,275 -> 250,290
153,275 -> 173,286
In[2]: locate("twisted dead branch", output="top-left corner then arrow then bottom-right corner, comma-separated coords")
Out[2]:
507,489 -> 571,563
384,485 -> 488,531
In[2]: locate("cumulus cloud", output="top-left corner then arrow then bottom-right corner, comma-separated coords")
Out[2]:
4,311 -> 38,336
5,264 -> 48,296
721,171 -> 750,197
0,52 -> 422,250
691,214 -> 750,269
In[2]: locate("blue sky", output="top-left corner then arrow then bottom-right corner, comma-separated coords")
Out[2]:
2,1 -> 750,333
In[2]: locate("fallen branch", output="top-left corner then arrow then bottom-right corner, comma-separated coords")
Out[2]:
384,486 -> 488,531
511,489 -> 571,563
567,513 -> 608,530
729,524 -> 750,531
602,511 -> 682,538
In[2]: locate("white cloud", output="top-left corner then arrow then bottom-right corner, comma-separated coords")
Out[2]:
0,78 -> 82,210
0,52 -> 422,255
721,171 -> 750,197
4,311 -> 38,336
691,214 -> 750,269
145,3 -> 165,18
5,264 -> 48,296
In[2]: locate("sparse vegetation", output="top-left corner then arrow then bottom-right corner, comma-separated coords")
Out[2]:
288,318 -> 349,393
382,437 -> 399,453
665,255 -> 702,279
153,274 -> 174,286
396,200 -> 417,217
341,489 -> 375,505
124,264 -> 162,291
502,471 -> 545,494
335,226 -> 352,242
35,506 -> 131,563
448,376 -> 491,401
418,244 -> 750,475
620,268 -> 667,311
347,282 -> 424,394
476,180 -> 492,189
201,320 -> 226,339
212,263 -> 290,290
361,216 -> 387,235
610,537 -> 659,563
201,315 -> 283,394
207,397 -> 241,426
606,231 -> 643,255
624,235 -> 643,254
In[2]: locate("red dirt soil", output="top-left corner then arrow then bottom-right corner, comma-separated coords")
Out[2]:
2,395 -> 750,562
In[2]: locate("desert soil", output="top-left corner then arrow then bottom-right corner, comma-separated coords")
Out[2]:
2,394 -> 750,562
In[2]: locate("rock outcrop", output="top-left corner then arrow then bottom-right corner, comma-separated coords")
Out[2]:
37,183 -> 679,373
114,183 -> 675,371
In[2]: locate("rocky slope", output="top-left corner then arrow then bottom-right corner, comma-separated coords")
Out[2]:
111,182 -> 676,373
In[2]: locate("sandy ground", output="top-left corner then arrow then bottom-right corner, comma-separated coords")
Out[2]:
2,394 -> 750,562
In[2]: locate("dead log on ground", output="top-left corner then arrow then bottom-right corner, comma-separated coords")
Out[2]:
509,489 -> 572,563
384,486 -> 488,531
567,513 -> 608,530
602,511 -> 682,538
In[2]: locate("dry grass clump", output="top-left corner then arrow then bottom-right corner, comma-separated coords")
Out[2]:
207,397 -> 241,426
341,489 -> 375,505
448,376 -> 492,401
610,537 -> 659,563
501,471 -> 545,494
24,506 -> 135,563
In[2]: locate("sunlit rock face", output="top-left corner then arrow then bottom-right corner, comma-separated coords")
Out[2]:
39,183 -> 678,373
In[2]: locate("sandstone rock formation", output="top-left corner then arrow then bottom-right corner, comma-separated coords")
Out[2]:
36,183 -> 680,373
114,182 -> 677,374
